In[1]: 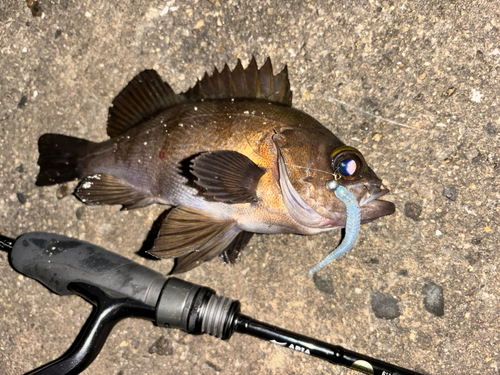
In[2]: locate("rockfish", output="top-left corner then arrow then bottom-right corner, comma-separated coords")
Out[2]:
37,57 -> 395,273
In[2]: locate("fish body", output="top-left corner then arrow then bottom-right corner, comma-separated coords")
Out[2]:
37,58 -> 395,273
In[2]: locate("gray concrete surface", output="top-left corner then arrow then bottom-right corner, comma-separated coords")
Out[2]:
1,0 -> 499,374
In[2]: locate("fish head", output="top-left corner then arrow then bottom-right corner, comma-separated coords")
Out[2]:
273,125 -> 395,231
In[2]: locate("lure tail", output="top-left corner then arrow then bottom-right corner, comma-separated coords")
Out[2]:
36,134 -> 91,186
309,184 -> 361,274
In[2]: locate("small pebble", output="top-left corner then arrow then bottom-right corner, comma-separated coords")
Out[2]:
404,201 -> 422,221
442,87 -> 456,97
312,274 -> 335,295
193,19 -> 205,29
76,206 -> 85,220
365,257 -> 379,265
483,122 -> 498,136
442,186 -> 457,201
17,193 -> 27,204
206,361 -> 222,371
465,252 -> 481,266
17,94 -> 28,108
370,291 -> 401,319
397,269 -> 409,277
56,184 -> 70,199
27,0 -> 43,17
148,336 -> 173,356
470,237 -> 482,245
422,281 -> 444,317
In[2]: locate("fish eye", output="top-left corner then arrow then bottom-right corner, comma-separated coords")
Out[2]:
330,146 -> 366,180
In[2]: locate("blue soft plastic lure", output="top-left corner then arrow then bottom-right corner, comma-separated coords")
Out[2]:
309,180 -> 361,274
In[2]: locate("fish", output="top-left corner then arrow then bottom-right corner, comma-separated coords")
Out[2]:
36,57 -> 395,273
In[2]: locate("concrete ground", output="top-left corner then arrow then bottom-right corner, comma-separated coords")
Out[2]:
1,0 -> 499,374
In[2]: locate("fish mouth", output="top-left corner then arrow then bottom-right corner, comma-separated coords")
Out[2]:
358,185 -> 395,224
359,186 -> 389,206
274,139 -> 394,230
317,185 -> 395,229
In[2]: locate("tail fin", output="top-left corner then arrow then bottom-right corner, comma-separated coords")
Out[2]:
36,134 -> 90,186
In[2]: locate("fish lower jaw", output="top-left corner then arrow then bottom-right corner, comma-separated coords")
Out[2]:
359,199 -> 396,223
297,199 -> 395,232
292,223 -> 344,235
294,217 -> 345,234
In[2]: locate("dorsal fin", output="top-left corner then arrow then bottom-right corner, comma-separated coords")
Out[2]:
107,70 -> 185,138
183,57 -> 293,106
107,58 -> 292,138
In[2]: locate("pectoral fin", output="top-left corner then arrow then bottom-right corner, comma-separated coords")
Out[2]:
149,206 -> 241,273
191,150 -> 265,203
75,173 -> 155,210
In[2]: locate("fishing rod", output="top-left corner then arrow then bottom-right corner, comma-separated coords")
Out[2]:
0,232 -> 423,375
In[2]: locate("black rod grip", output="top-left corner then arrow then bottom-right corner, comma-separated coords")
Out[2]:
10,232 -> 167,307
26,282 -> 156,375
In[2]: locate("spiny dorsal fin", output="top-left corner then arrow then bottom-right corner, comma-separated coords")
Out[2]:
107,70 -> 185,138
107,58 -> 292,138
183,57 -> 293,106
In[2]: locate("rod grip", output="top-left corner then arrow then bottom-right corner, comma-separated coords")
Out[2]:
10,232 -> 166,307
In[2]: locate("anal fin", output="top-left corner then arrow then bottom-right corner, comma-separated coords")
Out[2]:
75,173 -> 155,210
148,206 -> 240,274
